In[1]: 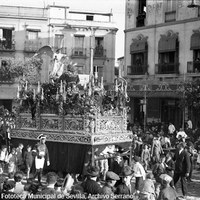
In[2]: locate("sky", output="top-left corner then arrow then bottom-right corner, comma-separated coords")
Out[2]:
0,0 -> 126,61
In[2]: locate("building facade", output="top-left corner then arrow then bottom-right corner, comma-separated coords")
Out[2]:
124,0 -> 200,128
0,3 -> 117,110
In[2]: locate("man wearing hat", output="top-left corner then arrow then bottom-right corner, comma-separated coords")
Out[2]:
115,165 -> 134,198
102,171 -> 120,199
33,134 -> 50,185
81,165 -> 102,196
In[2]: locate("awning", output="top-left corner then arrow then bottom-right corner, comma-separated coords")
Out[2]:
26,26 -> 41,32
158,35 -> 177,52
130,41 -> 147,53
0,25 -> 15,30
190,32 -> 200,50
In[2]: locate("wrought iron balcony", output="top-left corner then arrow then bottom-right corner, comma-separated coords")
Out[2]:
165,11 -> 176,22
136,13 -> 146,27
24,40 -> 42,53
0,68 -> 14,83
71,48 -> 86,58
127,64 -> 148,75
0,39 -> 15,52
155,63 -> 179,74
187,61 -> 200,73
94,47 -> 106,58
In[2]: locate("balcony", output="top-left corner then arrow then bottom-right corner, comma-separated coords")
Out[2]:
187,61 -> 200,73
71,48 -> 86,58
165,11 -> 176,22
94,47 -> 106,58
53,47 -> 67,54
0,68 -> 14,83
24,40 -> 42,53
0,39 -> 15,52
127,64 -> 148,75
155,63 -> 179,74
136,13 -> 146,27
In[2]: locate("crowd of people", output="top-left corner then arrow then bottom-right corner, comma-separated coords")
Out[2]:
0,120 -> 199,200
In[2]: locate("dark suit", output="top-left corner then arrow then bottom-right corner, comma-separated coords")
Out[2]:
173,149 -> 191,196
81,178 -> 102,195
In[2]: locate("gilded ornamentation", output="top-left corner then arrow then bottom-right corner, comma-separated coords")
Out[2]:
41,118 -> 59,130
21,117 -> 36,129
64,118 -> 84,131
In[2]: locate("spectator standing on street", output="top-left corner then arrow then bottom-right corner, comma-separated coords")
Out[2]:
24,145 -> 33,179
141,144 -> 150,172
16,143 -> 24,171
173,142 -> 191,198
7,148 -> 17,174
168,122 -> 176,135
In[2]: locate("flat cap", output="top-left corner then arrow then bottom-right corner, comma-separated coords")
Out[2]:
106,171 -> 120,181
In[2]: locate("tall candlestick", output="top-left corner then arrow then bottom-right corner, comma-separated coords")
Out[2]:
33,89 -> 36,101
25,81 -> 28,91
60,80 -> 63,94
17,84 -> 20,99
115,79 -> 118,92
121,81 -> 124,92
56,88 -> 59,101
84,82 -> 87,90
37,81 -> 40,94
41,88 -> 44,101
101,77 -> 104,90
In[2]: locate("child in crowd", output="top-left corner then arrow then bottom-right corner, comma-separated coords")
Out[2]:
7,148 -> 17,174
0,145 -> 8,172
16,143 -> 24,171
132,156 -> 146,194
141,144 -> 150,172
24,145 -> 33,179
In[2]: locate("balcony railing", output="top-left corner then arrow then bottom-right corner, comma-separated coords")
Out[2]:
127,64 -> 148,75
165,11 -> 176,22
155,63 -> 179,74
187,61 -> 200,73
136,13 -> 146,27
0,39 -> 15,52
71,48 -> 86,58
0,68 -> 14,83
24,40 -> 42,53
94,47 -> 106,58
53,47 -> 67,54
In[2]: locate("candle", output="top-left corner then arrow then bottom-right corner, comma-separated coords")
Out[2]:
115,79 -> 118,92
37,81 -> 40,94
33,89 -> 36,101
56,88 -> 59,101
84,82 -> 87,90
60,80 -> 63,94
17,85 -> 20,99
25,81 -> 28,91
101,77 -> 104,90
94,66 -> 98,80
121,81 -> 124,92
41,88 -> 44,101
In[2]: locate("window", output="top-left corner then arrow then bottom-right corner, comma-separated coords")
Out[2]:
131,53 -> 144,66
55,34 -> 64,48
75,35 -> 84,48
137,0 -> 146,27
93,66 -> 103,80
0,29 -> 13,49
138,0 -> 146,14
160,52 -> 175,64
27,31 -> 38,40
166,0 -> 176,12
86,15 -> 94,21
95,37 -> 104,56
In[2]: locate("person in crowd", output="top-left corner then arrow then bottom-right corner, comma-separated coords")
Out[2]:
165,151 -> 175,179
33,134 -> 50,185
151,135 -> 163,164
24,145 -> 33,179
141,144 -> 150,172
7,172 -> 15,181
135,137 -> 143,157
0,145 -> 8,172
187,119 -> 193,130
168,122 -> 176,135
116,165 -> 134,197
158,174 -> 177,200
81,165 -> 102,195
7,147 -> 17,174
185,143 -> 194,182
173,142 -> 191,198
13,171 -> 25,195
194,136 -> 200,170
152,154 -> 166,183
16,143 -> 24,171
37,172 -> 58,196
110,154 -> 123,176
176,128 -> 187,142
132,156 -> 146,194
54,178 -> 64,195
139,173 -> 156,200
160,135 -> 171,149
102,171 -> 120,199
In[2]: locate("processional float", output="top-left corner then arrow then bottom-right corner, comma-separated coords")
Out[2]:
11,46 -> 133,173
